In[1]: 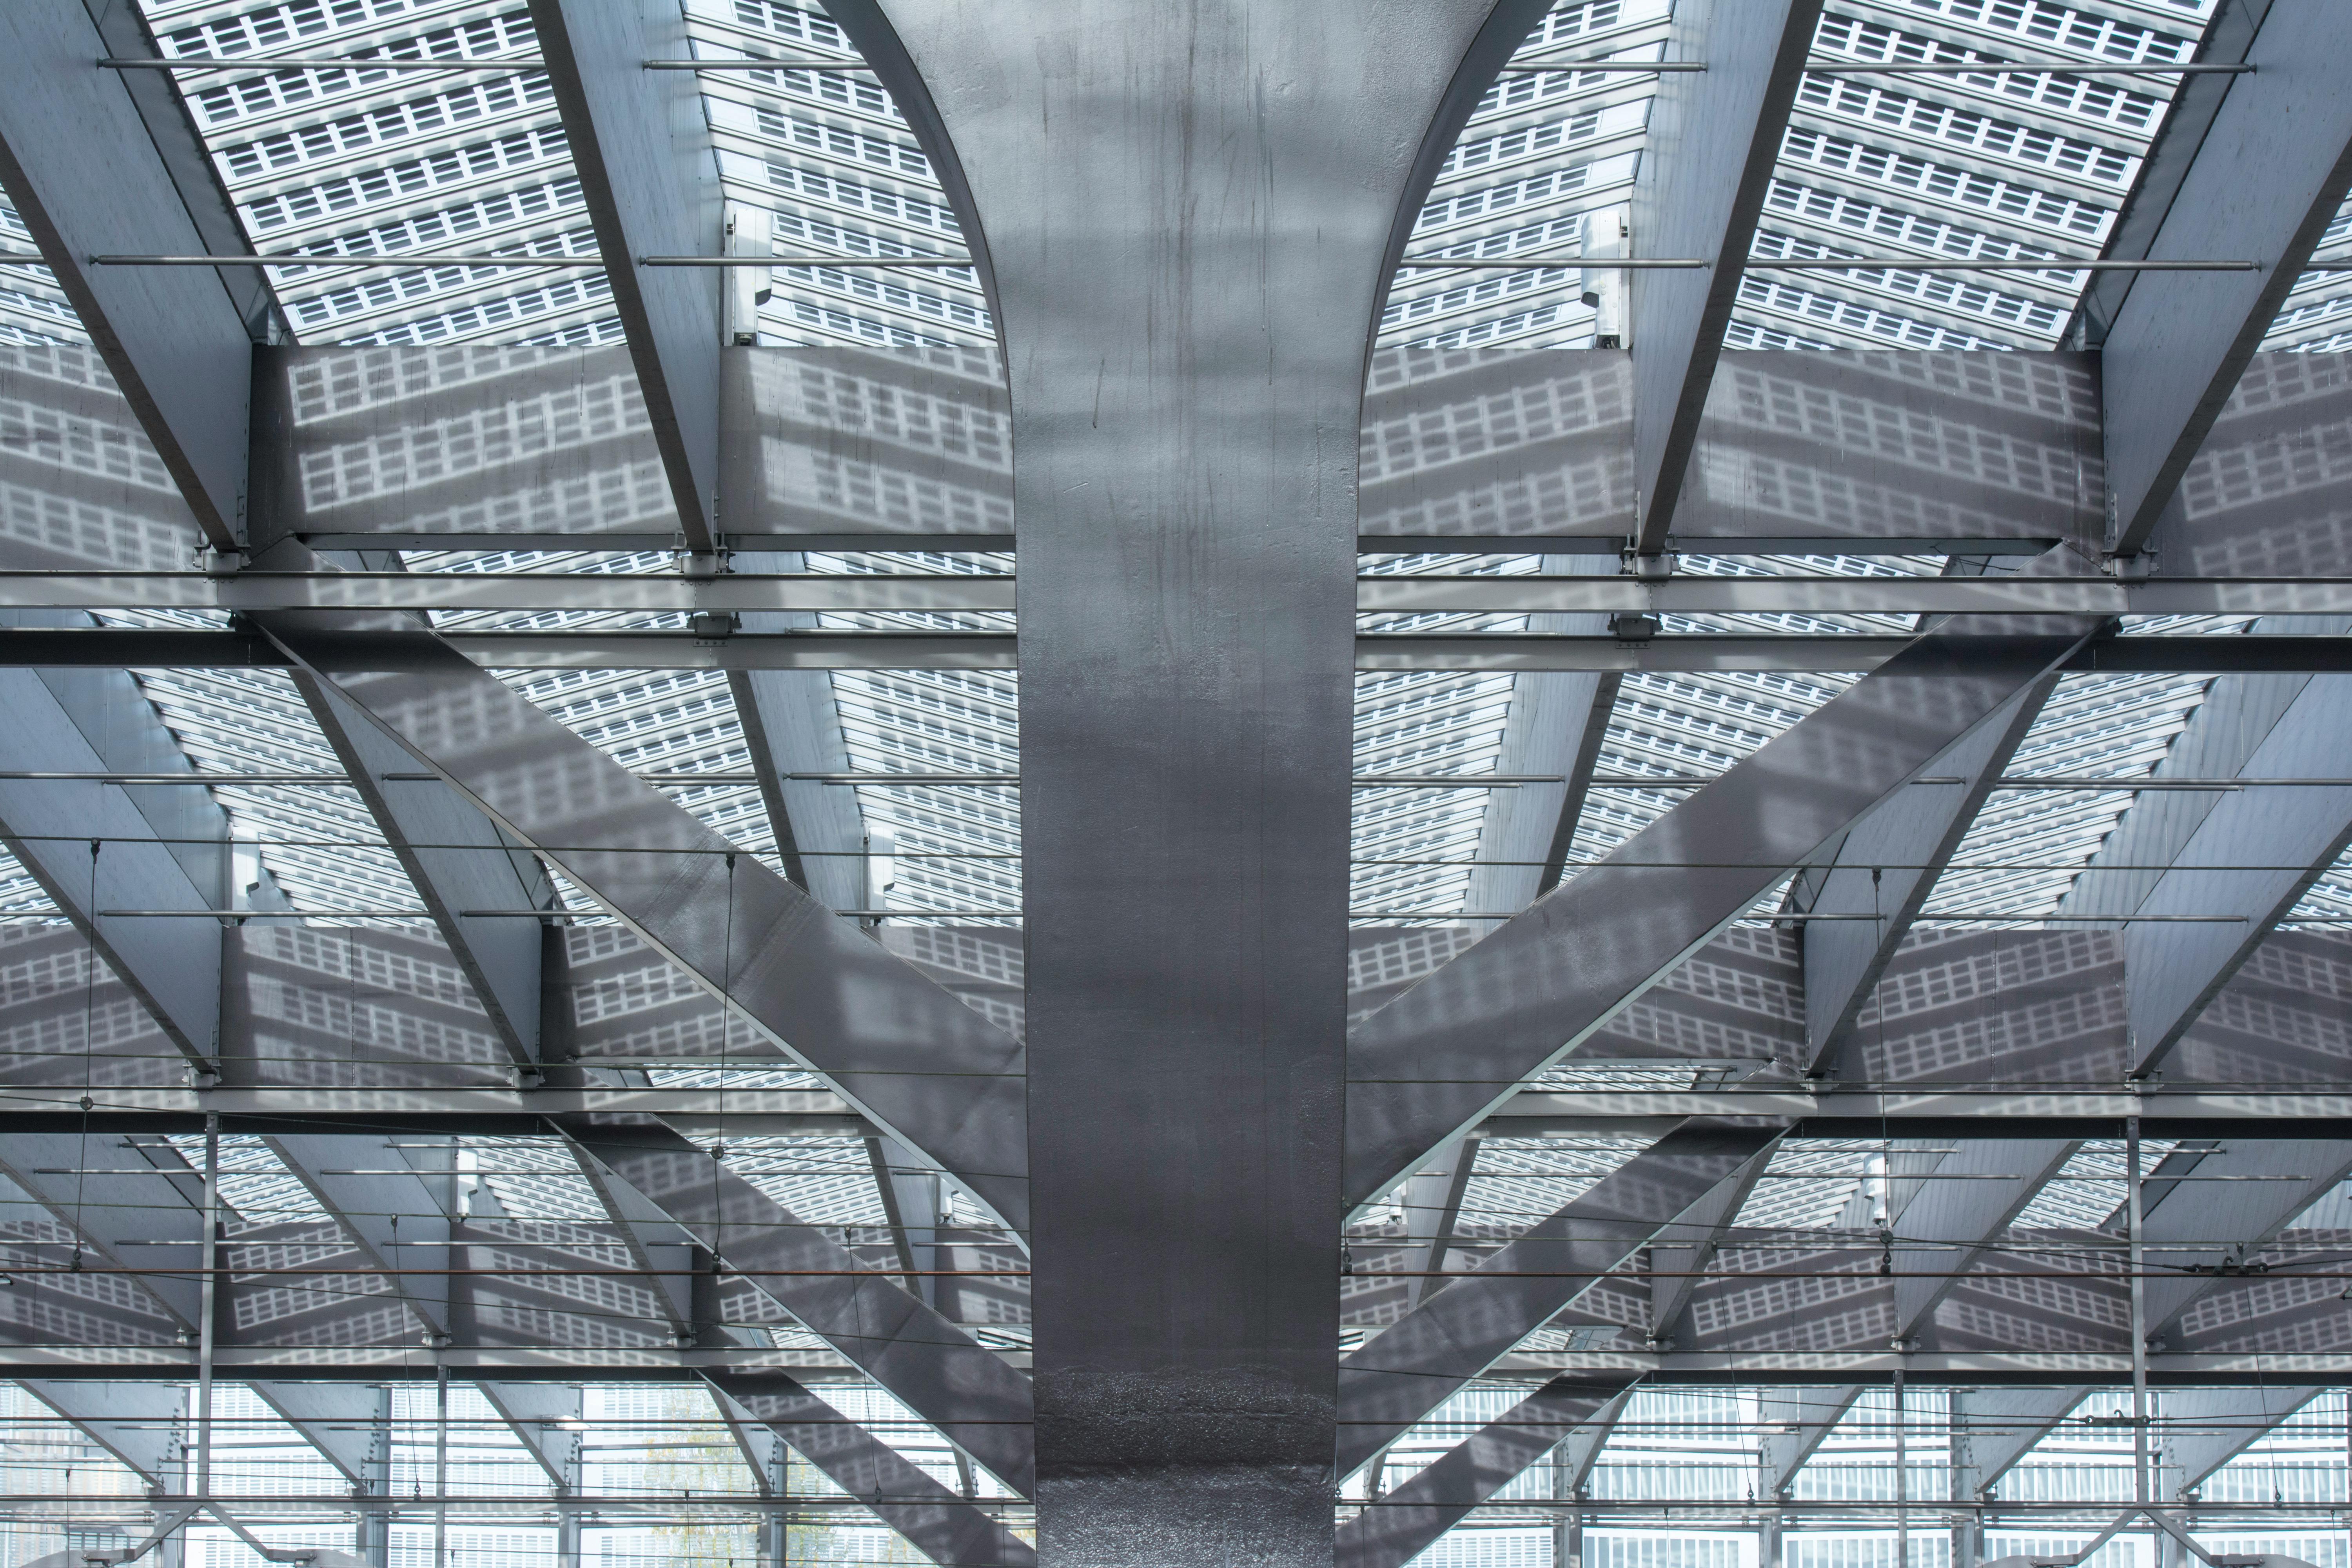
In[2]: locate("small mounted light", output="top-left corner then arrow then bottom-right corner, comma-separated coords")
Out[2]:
1610,612 -> 1659,643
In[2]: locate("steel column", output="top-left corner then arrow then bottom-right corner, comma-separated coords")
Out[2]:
831,2 -> 1544,1561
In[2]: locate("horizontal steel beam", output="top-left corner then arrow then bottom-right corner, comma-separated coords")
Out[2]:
0,629 -> 2345,673
7,573 -> 2352,618
11,1085 -> 2352,1142
2,1347 -> 2350,1386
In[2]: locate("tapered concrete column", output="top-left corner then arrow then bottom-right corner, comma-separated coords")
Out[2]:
833,3 -> 1540,1561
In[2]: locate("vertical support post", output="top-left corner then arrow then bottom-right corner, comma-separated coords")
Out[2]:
360,1386 -> 391,1568
555,1504 -> 581,1568
1950,1390 -> 1980,1568
1894,1372 -> 1908,1568
1762,1513 -> 1783,1568
434,1363 -> 449,1568
196,1113 -> 218,1503
2128,1118 -> 2150,1510
1551,1443 -> 1571,1568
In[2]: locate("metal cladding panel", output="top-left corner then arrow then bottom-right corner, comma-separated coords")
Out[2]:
250,586 -> 1029,1234
225,922 -> 515,1091
2152,354 -> 2352,577
710,1372 -> 1037,1568
719,347 -> 1012,541
2170,931 -> 2352,1085
1336,1122 -> 1779,1477
247,347 -> 674,550
0,0 -> 248,551
1675,352 -> 2103,548
843,2 -> 1536,1561
1840,929 -> 2129,1087
1356,349 -> 1634,544
1334,1376 -> 1631,1568
0,343 -> 206,570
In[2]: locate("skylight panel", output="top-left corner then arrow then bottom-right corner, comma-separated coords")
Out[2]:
1380,0 -> 1673,352
684,0 -> 993,352
0,197 -> 80,347
136,0 -> 614,348
1730,0 -> 2213,351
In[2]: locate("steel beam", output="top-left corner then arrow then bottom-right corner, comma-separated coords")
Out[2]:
1334,1377 -> 1633,1568
0,0 -> 249,551
837,1 -> 1551,1559
2138,1138 -> 2352,1336
293,673 -> 550,1071
1397,1137 -> 1477,1314
18,1379 -> 188,1485
4,626 -> 2352,675
2097,657 -> 2352,1073
0,656 -> 235,1070
708,1372 -> 1034,1568
726,549 -> 867,911
2158,1387 -> 2320,1497
262,1133 -> 452,1339
526,0 -> 722,552
559,1113 -> 1035,1498
1648,1145 -> 1775,1348
474,1382 -> 583,1491
245,562 -> 1029,1236
245,1382 -> 383,1488
1888,1141 -> 2079,1345
1556,1385 -> 1635,1500
0,1132 -> 205,1330
1627,0 -> 1824,554
2101,0 -> 2352,556
1760,1387 -> 1861,1499
1346,597 -> 2104,1211
1954,1387 -> 2091,1498
1793,680 -> 2054,1066
1464,554 -> 1617,916
16,571 -> 2352,618
2062,0 -> 2274,350
1336,1122 -> 1782,1477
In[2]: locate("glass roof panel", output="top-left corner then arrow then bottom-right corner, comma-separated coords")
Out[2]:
1380,0 -> 1674,354
137,0 -> 614,348
1730,0 -> 2215,353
